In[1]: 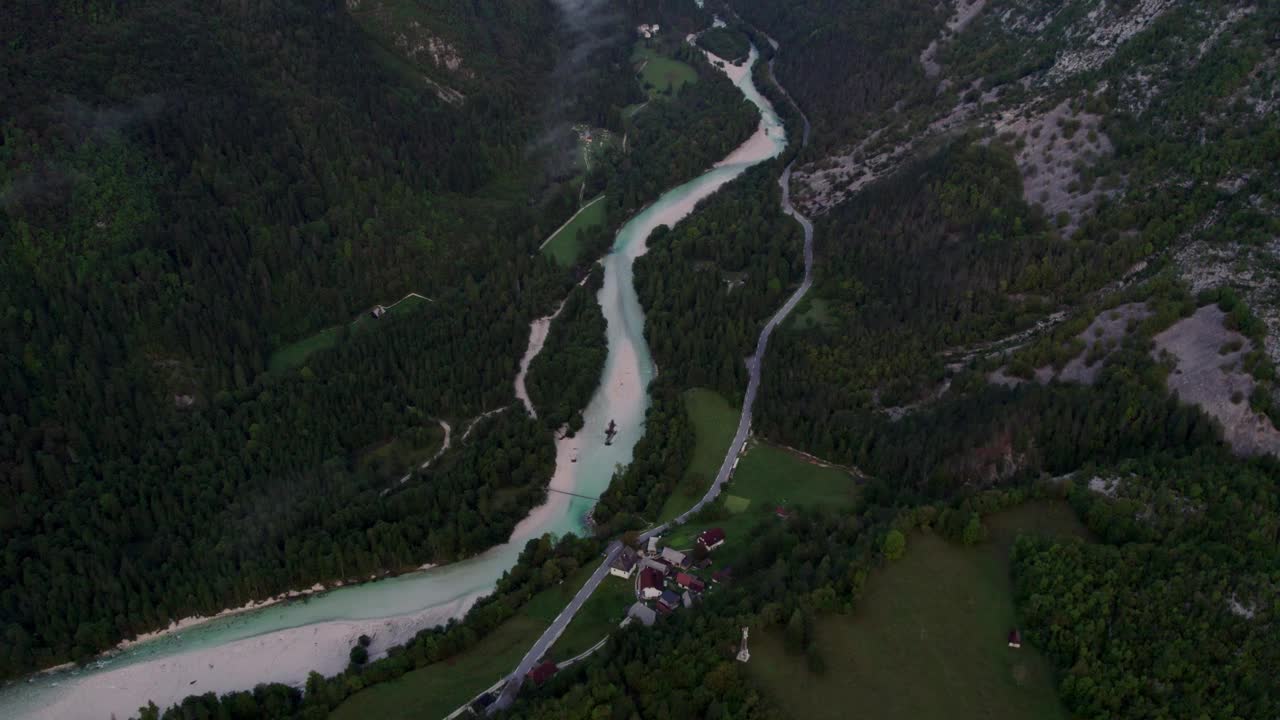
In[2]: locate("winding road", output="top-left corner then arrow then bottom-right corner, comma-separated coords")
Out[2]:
487,35 -> 815,715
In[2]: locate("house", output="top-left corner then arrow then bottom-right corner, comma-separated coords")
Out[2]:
697,528 -> 726,551
527,660 -> 558,685
641,556 -> 670,575
640,567 -> 664,600
610,546 -> 639,579
469,693 -> 496,714
660,546 -> 687,568
628,602 -> 657,627
712,567 -> 733,584
682,590 -> 694,609
646,536 -> 660,556
1008,630 -> 1022,649
370,304 -> 387,319
674,572 -> 705,593
774,506 -> 792,520
657,590 -> 681,613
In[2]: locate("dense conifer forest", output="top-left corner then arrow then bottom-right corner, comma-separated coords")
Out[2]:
0,0 -> 762,679
525,269 -> 608,434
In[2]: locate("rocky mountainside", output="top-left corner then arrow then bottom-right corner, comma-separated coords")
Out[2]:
733,0 -> 1280,462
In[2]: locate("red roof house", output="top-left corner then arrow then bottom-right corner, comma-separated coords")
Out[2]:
674,572 -> 705,593
639,567 -> 664,599
697,527 -> 726,551
527,660 -> 558,685
1007,630 -> 1022,649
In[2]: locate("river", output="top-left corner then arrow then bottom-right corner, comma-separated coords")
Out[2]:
0,44 -> 785,720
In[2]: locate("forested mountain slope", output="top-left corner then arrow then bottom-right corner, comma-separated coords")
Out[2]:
729,0 -> 1280,464
0,0 -> 763,681
1,0 -> 569,677
0,0 -> 580,677
677,1 -> 1280,717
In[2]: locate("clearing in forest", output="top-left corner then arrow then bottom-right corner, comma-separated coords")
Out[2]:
541,195 -> 607,267
656,388 -> 741,523
359,420 -> 447,481
788,297 -> 834,331
662,442 -> 858,559
749,502 -> 1088,720
268,293 -> 431,372
330,568 -> 631,720
632,45 -> 697,99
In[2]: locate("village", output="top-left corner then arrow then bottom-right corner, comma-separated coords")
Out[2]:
512,526 -> 736,695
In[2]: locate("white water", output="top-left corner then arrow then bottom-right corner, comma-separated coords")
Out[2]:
0,45 -> 785,720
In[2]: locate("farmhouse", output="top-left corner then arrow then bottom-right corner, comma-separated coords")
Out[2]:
674,572 -> 705,593
697,528 -> 726,551
641,556 -> 670,575
527,660 -> 558,685
627,602 -> 657,627
657,590 -> 682,614
646,536 -> 660,556
370,305 -> 387,319
660,546 -> 688,568
639,568 -> 664,600
610,546 -> 639,579
469,693 -> 496,715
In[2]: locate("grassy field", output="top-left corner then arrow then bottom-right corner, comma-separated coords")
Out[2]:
268,294 -> 429,372
748,502 -> 1088,720
656,389 -> 741,523
332,569 -> 632,720
663,443 -> 858,555
358,420 -> 446,481
633,45 -> 697,98
551,574 -> 633,659
789,297 -> 834,331
541,195 -> 607,267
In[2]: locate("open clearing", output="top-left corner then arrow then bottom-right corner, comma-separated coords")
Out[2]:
268,293 -> 430,372
331,569 -> 630,720
788,297 -> 834,331
656,389 -> 741,523
663,442 -> 858,554
1153,304 -> 1280,457
360,421 -> 446,481
749,501 -> 1088,720
633,45 -> 697,98
541,195 -> 607,267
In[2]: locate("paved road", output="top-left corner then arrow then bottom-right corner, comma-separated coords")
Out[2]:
489,542 -> 621,711
487,32 -> 815,718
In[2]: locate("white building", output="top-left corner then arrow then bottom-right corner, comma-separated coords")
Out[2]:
609,546 -> 639,579
660,546 -> 687,568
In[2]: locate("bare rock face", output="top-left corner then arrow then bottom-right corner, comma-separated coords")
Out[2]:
1153,305 -> 1280,458
992,99 -> 1119,237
